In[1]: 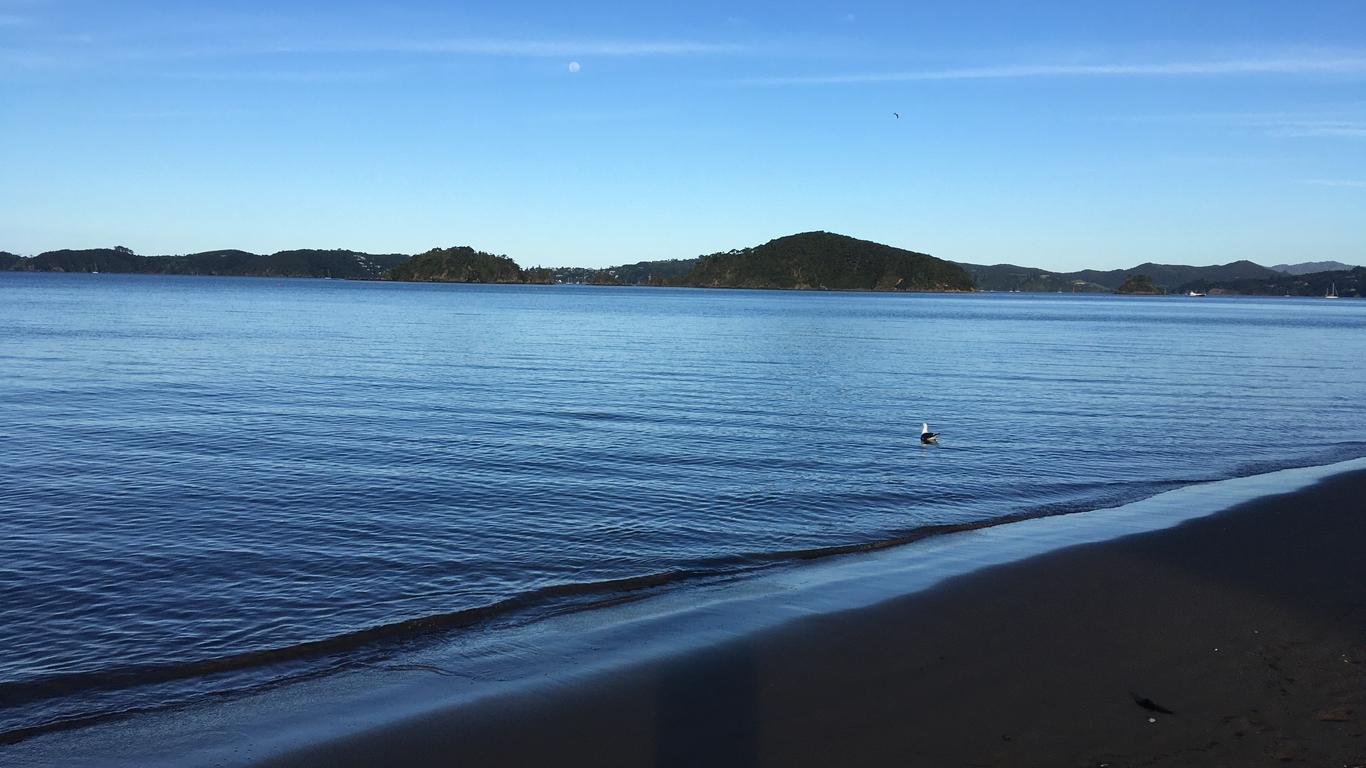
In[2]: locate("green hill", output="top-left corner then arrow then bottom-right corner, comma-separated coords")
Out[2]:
246,249 -> 408,278
1270,260 -> 1358,275
385,246 -> 526,283
160,249 -> 408,278
684,232 -> 973,291
608,258 -> 698,285
10,240 -> 1347,297
1181,267 -> 1362,297
548,258 -> 698,285
24,247 -> 147,273
153,249 -> 262,275
1116,274 -> 1163,294
954,263 -> 1108,293
958,259 -> 1281,293
7,247 -> 407,278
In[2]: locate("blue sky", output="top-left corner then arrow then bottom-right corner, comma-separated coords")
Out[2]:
2,1 -> 1364,270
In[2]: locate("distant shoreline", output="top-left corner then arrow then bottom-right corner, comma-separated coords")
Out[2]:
5,236 -> 1359,296
5,269 -> 1360,300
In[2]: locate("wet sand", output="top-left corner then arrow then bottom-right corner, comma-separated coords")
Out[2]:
266,470 -> 1366,767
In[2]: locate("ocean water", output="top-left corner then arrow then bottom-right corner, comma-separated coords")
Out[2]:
2,272 -> 1364,742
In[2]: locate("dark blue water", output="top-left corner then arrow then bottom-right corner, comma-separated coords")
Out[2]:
2,272 -> 1364,741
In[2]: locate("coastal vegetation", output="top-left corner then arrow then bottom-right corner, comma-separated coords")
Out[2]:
385,246 -> 531,284
953,263 -> 1109,293
1,241 -> 1358,296
958,259 -> 1282,294
1269,260 -> 1356,275
3,247 -> 407,278
549,258 -> 698,286
683,231 -> 974,291
1116,274 -> 1163,294
609,258 -> 698,285
1180,267 -> 1363,298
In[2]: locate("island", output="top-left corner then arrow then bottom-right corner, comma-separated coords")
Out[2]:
1,246 -> 409,279
683,231 -> 974,292
1116,273 -> 1163,294
370,231 -> 974,292
1,240 -> 1359,297
384,246 -> 550,284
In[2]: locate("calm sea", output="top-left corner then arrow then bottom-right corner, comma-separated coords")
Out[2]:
2,272 -> 1364,741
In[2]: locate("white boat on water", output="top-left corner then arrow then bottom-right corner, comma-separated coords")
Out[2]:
1187,290 -> 1206,297
1325,282 -> 1340,299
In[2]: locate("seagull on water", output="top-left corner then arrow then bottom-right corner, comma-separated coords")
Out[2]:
920,423 -> 939,444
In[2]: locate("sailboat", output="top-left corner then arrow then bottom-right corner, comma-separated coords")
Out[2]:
1325,282 -> 1340,299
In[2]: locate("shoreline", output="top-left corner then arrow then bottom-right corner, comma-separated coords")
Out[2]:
6,271 -> 1359,298
262,465 -> 1366,767
5,458 -> 1365,766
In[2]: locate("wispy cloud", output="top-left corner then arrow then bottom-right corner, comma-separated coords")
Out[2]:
4,33 -> 754,78
165,69 -> 390,83
129,36 -> 751,62
119,106 -> 254,120
368,38 -> 748,57
1301,178 -> 1366,188
530,105 -> 672,124
0,49 -> 62,71
744,53 -> 1366,85
1113,111 -> 1366,143
1270,121 -> 1366,138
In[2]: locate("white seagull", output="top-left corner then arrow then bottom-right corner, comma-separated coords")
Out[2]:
920,423 -> 939,444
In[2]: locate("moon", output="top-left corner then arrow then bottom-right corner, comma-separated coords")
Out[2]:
568,61 -> 581,73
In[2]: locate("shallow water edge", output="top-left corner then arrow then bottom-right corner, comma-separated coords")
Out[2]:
7,455 -> 1365,768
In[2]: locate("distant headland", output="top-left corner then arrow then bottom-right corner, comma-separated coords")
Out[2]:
2,234 -> 1360,297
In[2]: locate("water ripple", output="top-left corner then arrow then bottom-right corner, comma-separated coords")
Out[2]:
2,275 -> 1364,740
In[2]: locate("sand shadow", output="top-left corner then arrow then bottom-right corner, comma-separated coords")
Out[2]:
653,642 -> 760,768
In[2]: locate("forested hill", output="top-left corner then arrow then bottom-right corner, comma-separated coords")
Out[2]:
549,258 -> 698,286
385,246 -> 553,284
957,259 -> 1282,293
602,258 -> 698,285
3,247 -> 408,278
1271,260 -> 1357,275
952,263 -> 1110,293
684,232 -> 974,291
6,242 -> 1355,296
1184,266 -> 1363,298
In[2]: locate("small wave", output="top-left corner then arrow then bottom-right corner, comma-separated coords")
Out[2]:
0,495 -> 1150,718
0,570 -> 702,713
6,455 -> 1365,746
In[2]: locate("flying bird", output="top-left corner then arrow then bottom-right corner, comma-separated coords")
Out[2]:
1130,692 -> 1174,715
920,423 -> 938,444
893,112 -> 900,119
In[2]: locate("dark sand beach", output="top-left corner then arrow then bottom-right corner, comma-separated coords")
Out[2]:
263,469 -> 1366,768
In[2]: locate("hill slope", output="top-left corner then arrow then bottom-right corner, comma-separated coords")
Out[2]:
959,259 -> 1282,293
5,247 -> 407,278
1181,267 -> 1362,297
685,232 -> 973,291
1270,260 -> 1358,275
953,263 -> 1109,292
23,247 -> 148,273
385,246 -> 526,283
